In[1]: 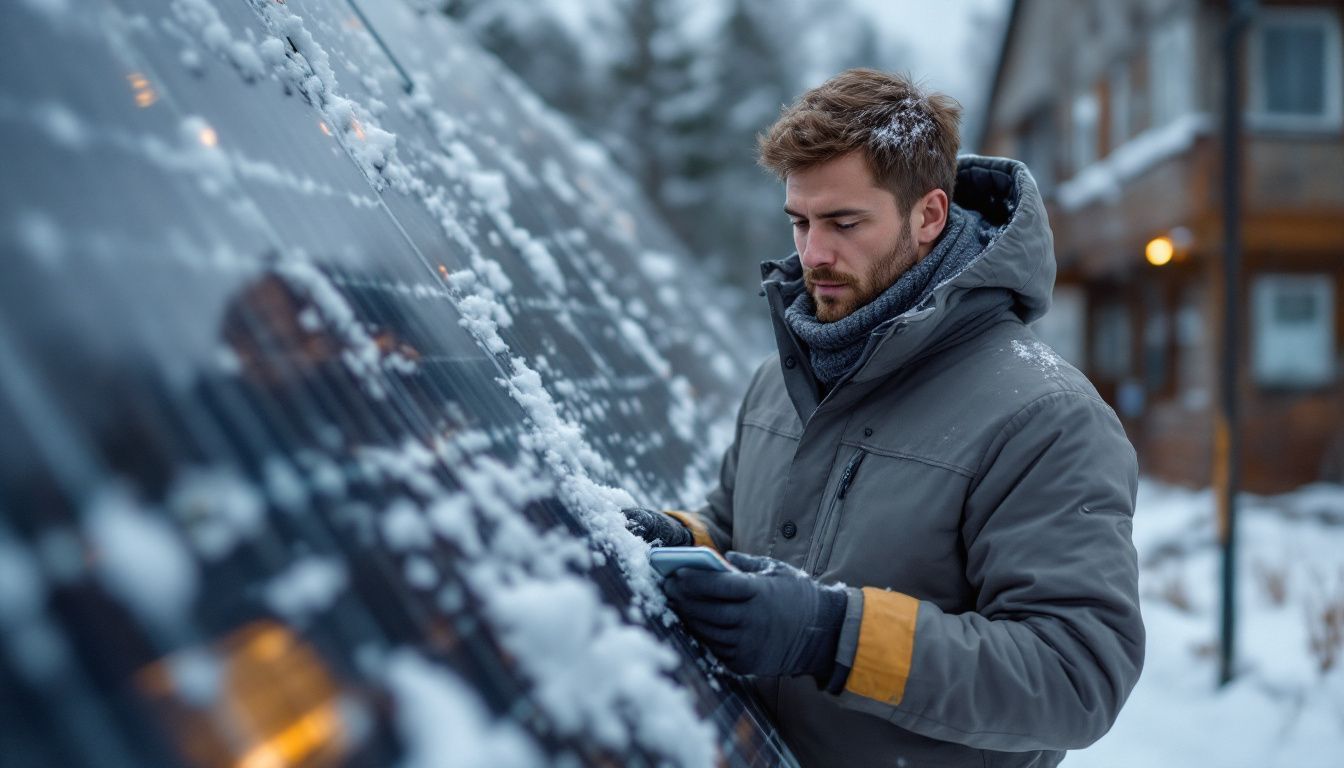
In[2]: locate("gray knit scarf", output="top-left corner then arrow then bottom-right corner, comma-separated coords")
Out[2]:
784,204 -> 988,385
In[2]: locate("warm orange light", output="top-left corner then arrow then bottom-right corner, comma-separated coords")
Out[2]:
437,264 -> 449,277
198,125 -> 219,148
1146,236 -> 1174,266
128,73 -> 158,108
247,623 -> 292,660
350,119 -> 366,141
318,121 -> 332,136
135,621 -> 349,768
236,704 -> 343,768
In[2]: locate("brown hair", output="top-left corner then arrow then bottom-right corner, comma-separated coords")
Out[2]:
757,68 -> 962,214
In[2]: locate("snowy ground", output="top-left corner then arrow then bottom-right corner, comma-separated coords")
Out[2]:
1069,480 -> 1344,767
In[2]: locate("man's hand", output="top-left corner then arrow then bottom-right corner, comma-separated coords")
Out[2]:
663,551 -> 846,682
621,507 -> 694,547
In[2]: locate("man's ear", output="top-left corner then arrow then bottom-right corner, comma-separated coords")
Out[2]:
911,189 -> 949,248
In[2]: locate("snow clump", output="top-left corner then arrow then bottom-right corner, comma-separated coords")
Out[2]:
166,465 -> 266,560
170,0 -> 267,81
0,529 -> 69,683
263,556 -> 348,621
385,649 -> 545,768
486,577 -> 715,763
84,485 -> 199,632
245,0 -> 410,191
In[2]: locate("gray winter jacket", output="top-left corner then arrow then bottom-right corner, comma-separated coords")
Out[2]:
668,156 -> 1144,767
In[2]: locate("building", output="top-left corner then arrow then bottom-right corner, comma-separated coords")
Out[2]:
981,0 -> 1344,492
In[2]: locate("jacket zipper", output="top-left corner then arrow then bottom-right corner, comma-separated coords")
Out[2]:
837,450 -> 866,499
806,449 -> 867,576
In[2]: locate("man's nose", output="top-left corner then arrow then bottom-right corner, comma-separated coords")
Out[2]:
799,229 -> 836,269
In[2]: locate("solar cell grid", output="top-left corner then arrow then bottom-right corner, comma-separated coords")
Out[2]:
0,1 -> 797,766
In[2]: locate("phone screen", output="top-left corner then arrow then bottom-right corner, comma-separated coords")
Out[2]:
648,547 -> 736,577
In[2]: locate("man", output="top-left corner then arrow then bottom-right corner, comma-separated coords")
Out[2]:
624,69 -> 1143,767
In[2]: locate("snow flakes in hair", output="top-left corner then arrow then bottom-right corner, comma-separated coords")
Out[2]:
866,98 -> 939,158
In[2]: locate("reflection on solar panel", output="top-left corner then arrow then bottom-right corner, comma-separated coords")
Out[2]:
0,1 -> 794,765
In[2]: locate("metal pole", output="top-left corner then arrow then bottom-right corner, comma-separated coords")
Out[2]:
1217,0 -> 1254,688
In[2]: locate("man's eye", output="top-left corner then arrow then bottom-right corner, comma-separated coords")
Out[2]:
836,221 -> 858,231
791,220 -> 807,229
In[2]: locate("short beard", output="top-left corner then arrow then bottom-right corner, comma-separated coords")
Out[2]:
806,227 -> 919,323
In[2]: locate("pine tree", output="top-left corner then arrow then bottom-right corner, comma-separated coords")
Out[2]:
436,0 -> 909,290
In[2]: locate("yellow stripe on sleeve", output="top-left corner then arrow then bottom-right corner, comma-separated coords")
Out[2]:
846,587 -> 919,705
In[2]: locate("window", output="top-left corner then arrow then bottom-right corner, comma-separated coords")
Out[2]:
1092,302 -> 1133,379
1130,47 -> 1152,135
1177,283 -> 1211,409
1109,61 -> 1132,150
1249,8 -> 1344,131
1143,307 -> 1169,394
1253,274 -> 1337,387
1149,13 -> 1195,128
1017,105 -> 1058,195
1072,89 -> 1100,171
1032,285 -> 1085,367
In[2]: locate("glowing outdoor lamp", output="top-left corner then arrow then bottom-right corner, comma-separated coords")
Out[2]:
1145,236 -> 1174,266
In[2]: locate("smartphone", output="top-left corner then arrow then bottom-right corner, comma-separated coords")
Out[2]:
648,546 -> 738,577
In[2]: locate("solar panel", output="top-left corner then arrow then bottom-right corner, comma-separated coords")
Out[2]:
0,1 -> 795,765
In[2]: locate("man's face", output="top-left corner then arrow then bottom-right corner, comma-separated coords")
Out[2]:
784,151 -> 919,323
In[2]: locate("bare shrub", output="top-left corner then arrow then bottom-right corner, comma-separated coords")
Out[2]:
1253,557 -> 1290,607
1190,639 -> 1219,660
1304,566 -> 1344,675
1156,571 -> 1195,614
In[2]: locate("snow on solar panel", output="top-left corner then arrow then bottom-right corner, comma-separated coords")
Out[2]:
0,1 -> 795,766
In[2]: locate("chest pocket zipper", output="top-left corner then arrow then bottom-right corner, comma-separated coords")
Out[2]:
806,449 -> 867,577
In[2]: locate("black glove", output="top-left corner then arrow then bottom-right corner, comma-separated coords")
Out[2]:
663,551 -> 847,684
621,507 -> 693,547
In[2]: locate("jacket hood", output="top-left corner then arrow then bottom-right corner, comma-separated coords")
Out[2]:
760,155 -> 1056,395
